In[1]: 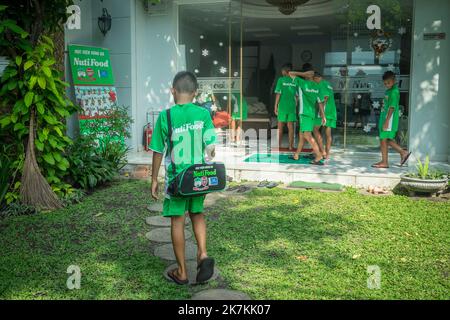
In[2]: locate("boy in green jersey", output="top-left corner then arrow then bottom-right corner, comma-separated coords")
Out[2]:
274,63 -> 297,150
372,71 -> 411,168
313,72 -> 337,161
230,93 -> 248,147
151,71 -> 217,285
289,68 -> 326,165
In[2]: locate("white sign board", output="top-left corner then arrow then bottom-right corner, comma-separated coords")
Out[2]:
330,75 -> 410,94
197,77 -> 240,93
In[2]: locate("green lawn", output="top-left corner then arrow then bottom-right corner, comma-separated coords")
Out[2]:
0,180 -> 449,300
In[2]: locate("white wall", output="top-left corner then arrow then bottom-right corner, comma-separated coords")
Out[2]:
132,0 -> 180,151
409,0 -> 450,162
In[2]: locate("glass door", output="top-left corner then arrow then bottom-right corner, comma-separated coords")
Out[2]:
338,0 -> 413,152
178,1 -> 242,144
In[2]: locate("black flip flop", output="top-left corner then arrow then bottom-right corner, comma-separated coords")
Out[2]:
400,152 -> 412,167
196,257 -> 215,283
266,182 -> 279,189
310,160 -> 325,166
167,269 -> 189,285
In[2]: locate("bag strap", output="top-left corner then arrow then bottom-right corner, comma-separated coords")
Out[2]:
166,109 -> 177,178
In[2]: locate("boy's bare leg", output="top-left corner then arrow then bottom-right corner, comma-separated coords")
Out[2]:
325,127 -> 333,160
171,215 -> 188,281
236,124 -> 242,144
287,122 -> 294,150
313,126 -> 326,158
303,132 -> 323,162
278,122 -> 285,149
230,120 -> 236,143
373,139 -> 389,167
388,139 -> 409,159
190,213 -> 209,263
293,132 -> 305,160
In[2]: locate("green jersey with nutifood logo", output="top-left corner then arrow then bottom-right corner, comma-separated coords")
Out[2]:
318,80 -> 337,120
275,76 -> 297,115
150,103 -> 217,185
295,77 -> 323,118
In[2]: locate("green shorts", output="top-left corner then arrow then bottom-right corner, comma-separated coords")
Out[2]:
163,196 -> 205,217
379,130 -> 397,140
314,117 -> 337,129
299,115 -> 314,132
278,112 -> 297,123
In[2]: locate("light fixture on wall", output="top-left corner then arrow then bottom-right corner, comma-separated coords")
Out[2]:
266,0 -> 310,15
98,8 -> 112,36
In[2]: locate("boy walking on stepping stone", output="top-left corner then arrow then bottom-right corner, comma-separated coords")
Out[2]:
150,71 -> 217,285
372,71 -> 411,169
274,63 -> 297,150
289,67 -> 326,165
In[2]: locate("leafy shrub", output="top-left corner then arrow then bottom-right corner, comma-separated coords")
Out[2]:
0,36 -> 79,200
66,136 -> 117,190
0,202 -> 38,219
405,156 -> 448,180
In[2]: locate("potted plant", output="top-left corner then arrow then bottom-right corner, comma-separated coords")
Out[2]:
400,156 -> 448,195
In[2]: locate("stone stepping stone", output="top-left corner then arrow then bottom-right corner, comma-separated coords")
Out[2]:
147,203 -> 163,213
163,261 -> 219,285
154,242 -> 197,261
191,289 -> 251,300
146,215 -> 190,227
146,228 -> 192,243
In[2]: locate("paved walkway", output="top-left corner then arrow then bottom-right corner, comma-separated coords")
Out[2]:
145,191 -> 252,300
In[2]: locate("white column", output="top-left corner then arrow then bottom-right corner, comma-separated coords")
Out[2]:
409,0 -> 450,163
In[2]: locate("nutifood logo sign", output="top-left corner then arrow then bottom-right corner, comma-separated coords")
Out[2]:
68,45 -> 115,86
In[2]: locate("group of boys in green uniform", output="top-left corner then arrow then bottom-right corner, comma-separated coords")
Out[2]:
275,65 -> 410,168
274,64 -> 337,165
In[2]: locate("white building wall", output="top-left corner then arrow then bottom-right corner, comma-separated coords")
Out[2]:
409,0 -> 450,162
132,0 -> 181,151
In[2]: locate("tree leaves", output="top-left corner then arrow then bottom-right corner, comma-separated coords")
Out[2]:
24,60 -> 34,71
43,153 -> 55,165
15,56 -> 22,66
24,92 -> 34,107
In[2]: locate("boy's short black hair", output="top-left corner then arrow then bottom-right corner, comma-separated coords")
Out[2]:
281,63 -> 293,72
382,71 -> 396,81
301,63 -> 314,72
172,71 -> 198,94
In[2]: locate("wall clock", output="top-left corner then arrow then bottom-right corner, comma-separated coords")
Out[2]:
301,50 -> 312,62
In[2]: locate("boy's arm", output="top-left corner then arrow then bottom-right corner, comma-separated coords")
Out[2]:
151,152 -> 163,200
149,113 -> 166,200
383,91 -> 399,130
318,102 -> 326,126
204,112 -> 218,162
274,93 -> 280,115
383,108 -> 394,131
289,71 -> 315,79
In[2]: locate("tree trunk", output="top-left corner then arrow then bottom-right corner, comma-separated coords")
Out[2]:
20,109 -> 62,210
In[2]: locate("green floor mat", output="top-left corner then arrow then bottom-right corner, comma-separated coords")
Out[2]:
244,153 -> 312,165
288,181 -> 344,191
